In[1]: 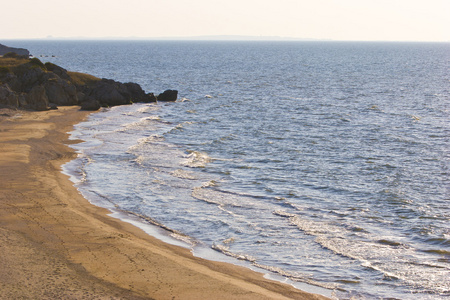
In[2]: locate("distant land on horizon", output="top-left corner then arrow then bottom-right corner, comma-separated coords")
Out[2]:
6,35 -> 332,41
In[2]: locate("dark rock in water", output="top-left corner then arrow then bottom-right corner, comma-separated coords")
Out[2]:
81,79 -> 131,107
79,79 -> 158,107
121,82 -> 156,103
144,92 -> 157,103
123,82 -> 147,102
157,89 -> 178,101
0,44 -> 30,57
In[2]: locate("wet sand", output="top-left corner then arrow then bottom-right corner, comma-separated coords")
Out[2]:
0,106 -> 328,299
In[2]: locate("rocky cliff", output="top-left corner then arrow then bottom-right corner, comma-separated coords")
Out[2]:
0,44 -> 30,57
0,54 -> 177,111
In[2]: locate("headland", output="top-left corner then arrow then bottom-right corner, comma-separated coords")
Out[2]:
0,52 -> 177,111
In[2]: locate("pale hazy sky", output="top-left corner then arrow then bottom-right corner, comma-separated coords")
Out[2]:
1,0 -> 449,41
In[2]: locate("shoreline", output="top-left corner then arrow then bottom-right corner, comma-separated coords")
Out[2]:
0,106 -> 329,299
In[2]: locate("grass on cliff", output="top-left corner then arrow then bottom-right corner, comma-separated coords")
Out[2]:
68,71 -> 101,85
0,56 -> 30,68
0,56 -> 47,75
0,57 -> 31,80
0,56 -> 101,86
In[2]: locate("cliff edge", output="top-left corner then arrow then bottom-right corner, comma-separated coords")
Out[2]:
0,43 -> 30,57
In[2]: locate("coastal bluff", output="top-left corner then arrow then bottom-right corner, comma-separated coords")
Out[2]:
0,43 -> 30,57
0,51 -> 177,111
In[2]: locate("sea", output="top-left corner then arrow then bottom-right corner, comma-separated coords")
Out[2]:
9,40 -> 449,299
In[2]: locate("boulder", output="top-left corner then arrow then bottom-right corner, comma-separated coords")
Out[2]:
13,64 -> 46,92
85,79 -> 129,106
80,98 -> 101,111
76,91 -> 86,103
44,78 -> 78,105
123,82 -> 157,103
0,84 -> 19,108
18,94 -> 27,107
25,85 -> 48,111
48,103 -> 58,110
157,89 -> 178,101
80,79 -> 157,107
144,92 -> 157,103
1,73 -> 21,92
123,82 -> 146,101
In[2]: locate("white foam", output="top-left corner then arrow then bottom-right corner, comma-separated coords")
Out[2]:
115,116 -> 161,133
212,244 -> 256,262
170,169 -> 197,180
127,134 -> 165,152
167,121 -> 196,133
182,151 -> 212,168
252,262 -> 339,290
192,185 -> 247,207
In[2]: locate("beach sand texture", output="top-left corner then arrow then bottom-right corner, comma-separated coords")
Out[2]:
0,106 -> 328,299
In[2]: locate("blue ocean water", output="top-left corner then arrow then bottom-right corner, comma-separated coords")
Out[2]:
12,40 -> 449,299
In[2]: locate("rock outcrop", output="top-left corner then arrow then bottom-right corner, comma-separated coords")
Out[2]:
0,54 -> 177,111
0,84 -> 19,107
0,44 -> 30,57
25,85 -> 49,111
77,79 -> 156,107
80,99 -> 101,111
45,77 -> 78,106
157,89 -> 178,101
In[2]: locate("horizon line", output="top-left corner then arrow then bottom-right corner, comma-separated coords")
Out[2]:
1,35 -> 449,43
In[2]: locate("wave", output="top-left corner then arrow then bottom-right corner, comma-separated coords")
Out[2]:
167,121 -> 196,134
211,237 -> 339,291
182,150 -> 212,168
117,209 -> 198,247
170,169 -> 198,180
191,181 -> 283,210
252,262 -> 340,291
192,185 -> 244,207
273,210 -> 450,294
212,244 -> 256,262
423,249 -> 450,256
127,134 -> 166,152
137,104 -> 159,114
114,116 -> 163,133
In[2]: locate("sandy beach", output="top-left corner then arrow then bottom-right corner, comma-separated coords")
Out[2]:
0,106 -> 328,299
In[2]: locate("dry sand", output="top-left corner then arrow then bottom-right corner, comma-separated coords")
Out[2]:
0,106 -> 329,299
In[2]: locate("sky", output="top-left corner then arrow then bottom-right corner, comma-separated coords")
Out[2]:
1,0 -> 449,41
